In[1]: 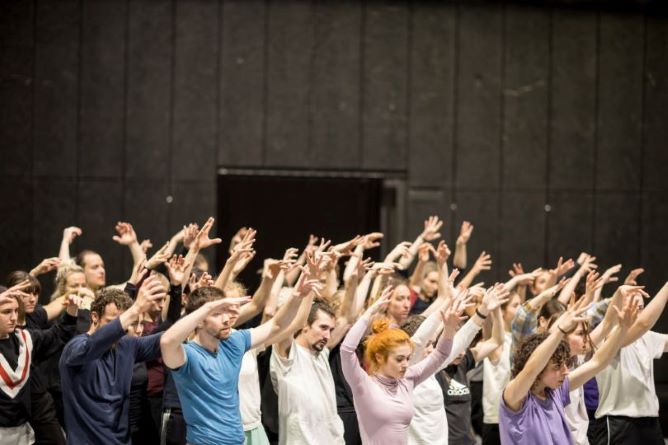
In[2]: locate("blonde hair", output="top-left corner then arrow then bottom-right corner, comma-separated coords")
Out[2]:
364,318 -> 414,373
51,262 -> 85,301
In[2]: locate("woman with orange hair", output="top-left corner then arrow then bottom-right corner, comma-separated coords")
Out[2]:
340,286 -> 464,444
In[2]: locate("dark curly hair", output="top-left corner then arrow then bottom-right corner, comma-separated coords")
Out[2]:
91,288 -> 133,318
512,332 -> 571,378
400,315 -> 426,337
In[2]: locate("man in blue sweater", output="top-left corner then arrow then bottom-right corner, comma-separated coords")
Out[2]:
59,275 -> 167,445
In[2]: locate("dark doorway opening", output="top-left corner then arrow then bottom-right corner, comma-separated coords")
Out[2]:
217,169 -> 384,291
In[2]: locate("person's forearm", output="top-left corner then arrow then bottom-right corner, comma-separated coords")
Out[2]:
128,241 -> 146,266
453,242 -> 467,270
262,271 -> 284,323
44,297 -> 66,321
352,270 -> 373,318
519,329 -> 564,382
237,275 -> 276,326
340,274 -> 359,321
490,307 -> 505,347
398,235 -> 423,270
457,266 -> 479,290
557,269 -> 584,305
322,269 -> 338,300
341,314 -> 370,352
409,260 -> 426,288
444,317 -> 481,367
214,256 -> 236,290
285,253 -> 306,287
58,239 -> 71,262
437,262 -> 450,299
160,303 -> 211,347
343,245 -> 364,283
634,281 -> 668,332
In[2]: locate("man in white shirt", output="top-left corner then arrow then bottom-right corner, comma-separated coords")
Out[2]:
270,301 -> 346,445
593,282 -> 668,445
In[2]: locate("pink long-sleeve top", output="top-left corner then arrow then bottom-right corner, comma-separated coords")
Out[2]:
340,316 -> 454,445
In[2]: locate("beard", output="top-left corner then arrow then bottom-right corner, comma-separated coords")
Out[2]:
212,326 -> 231,340
312,339 -> 327,352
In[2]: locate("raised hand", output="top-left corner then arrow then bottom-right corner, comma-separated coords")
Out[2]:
189,272 -> 214,292
584,271 -> 604,298
146,242 -> 171,269
292,268 -> 325,299
613,295 -> 640,331
62,226 -> 82,245
624,268 -> 644,286
472,251 -> 492,273
579,254 -> 598,274
333,235 -> 363,256
182,223 -> 200,249
421,216 -> 443,241
537,278 -> 568,301
508,262 -> 525,278
457,221 -> 474,244
554,302 -> 591,334
481,283 -> 511,313
134,275 -> 169,314
140,239 -> 153,253
365,286 -> 394,318
192,217 -> 223,251
549,256 -> 575,279
512,268 -> 542,286
30,257 -> 61,276
371,262 -> 401,276
304,234 -> 319,256
417,242 -> 432,263
600,264 -> 622,285
0,279 -> 33,304
165,255 -> 188,286
385,241 -> 411,262
361,232 -> 384,250
440,294 -> 472,334
112,221 -> 138,246
263,259 -> 283,280
128,259 -> 149,286
435,241 -> 451,267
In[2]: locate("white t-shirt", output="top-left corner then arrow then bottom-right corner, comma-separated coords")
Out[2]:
408,375 -> 447,445
270,342 -> 345,445
482,332 -> 512,424
565,356 -> 589,445
239,349 -> 262,431
595,330 -> 667,418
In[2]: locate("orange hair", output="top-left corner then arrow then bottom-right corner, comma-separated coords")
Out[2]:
364,318 -> 414,373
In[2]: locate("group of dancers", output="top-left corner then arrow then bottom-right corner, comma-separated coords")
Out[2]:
0,215 -> 665,445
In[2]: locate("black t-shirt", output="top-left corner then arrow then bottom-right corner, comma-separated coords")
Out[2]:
436,349 -> 476,445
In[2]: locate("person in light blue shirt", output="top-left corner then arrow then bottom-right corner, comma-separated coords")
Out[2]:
161,271 -> 321,445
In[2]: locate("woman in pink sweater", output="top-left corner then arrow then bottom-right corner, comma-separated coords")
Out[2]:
341,287 -> 465,445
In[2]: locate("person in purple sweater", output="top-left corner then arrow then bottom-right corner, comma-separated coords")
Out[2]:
499,293 -> 639,445
340,286 -> 465,445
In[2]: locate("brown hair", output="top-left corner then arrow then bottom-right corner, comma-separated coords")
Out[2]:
5,271 -> 41,296
364,318 -> 414,373
185,286 -> 224,314
512,332 -> 570,378
91,288 -> 133,319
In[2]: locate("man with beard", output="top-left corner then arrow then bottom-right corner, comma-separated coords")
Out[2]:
160,272 -> 321,445
270,300 -> 350,445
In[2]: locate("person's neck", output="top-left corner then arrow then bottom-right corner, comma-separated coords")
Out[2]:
530,382 -> 548,400
295,335 -> 318,356
194,331 -> 219,353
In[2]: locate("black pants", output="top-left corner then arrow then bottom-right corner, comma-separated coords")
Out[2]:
161,408 -> 187,445
482,422 -> 500,445
592,415 -> 664,445
30,391 -> 65,445
339,410 -> 362,445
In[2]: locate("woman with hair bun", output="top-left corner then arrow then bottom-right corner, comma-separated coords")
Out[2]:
340,286 -> 465,444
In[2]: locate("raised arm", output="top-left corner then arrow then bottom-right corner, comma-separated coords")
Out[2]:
503,303 -> 589,411
399,216 -> 443,270
30,257 -> 61,278
160,296 -> 250,369
214,228 -> 256,291
621,281 -> 668,346
457,251 -> 492,289
112,221 -> 145,266
557,255 -> 597,305
58,226 -> 82,261
235,258 -> 284,326
569,295 -> 639,389
453,221 -> 473,270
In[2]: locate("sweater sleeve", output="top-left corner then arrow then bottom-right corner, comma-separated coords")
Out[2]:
340,316 -> 371,394
440,317 -> 481,370
29,312 -> 78,361
60,317 -> 126,367
134,332 -> 163,362
409,310 -> 443,365
406,333 -> 453,388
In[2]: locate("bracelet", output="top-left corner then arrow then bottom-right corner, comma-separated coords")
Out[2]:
557,324 -> 568,335
475,308 -> 488,320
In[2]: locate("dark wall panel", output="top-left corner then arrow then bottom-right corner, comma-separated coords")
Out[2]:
498,192 -> 546,274
596,13 -> 644,191
549,10 -> 597,190
408,3 -> 455,188
454,191 -> 500,280
642,191 -> 668,294
77,180 -> 123,283
455,4 -> 503,190
0,179 -> 32,276
502,7 -> 549,190
264,1 -> 313,167
0,46 -> 32,176
547,191 -> 594,262
125,0 -> 172,180
33,0 -> 79,178
593,192 -> 641,270
310,1 -> 361,168
362,3 -> 409,170
32,179 -> 77,265
173,0 -> 217,181
0,0 -> 34,45
405,189 -> 449,243
643,16 -> 668,192
219,0 -> 266,167
79,0 -> 126,177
